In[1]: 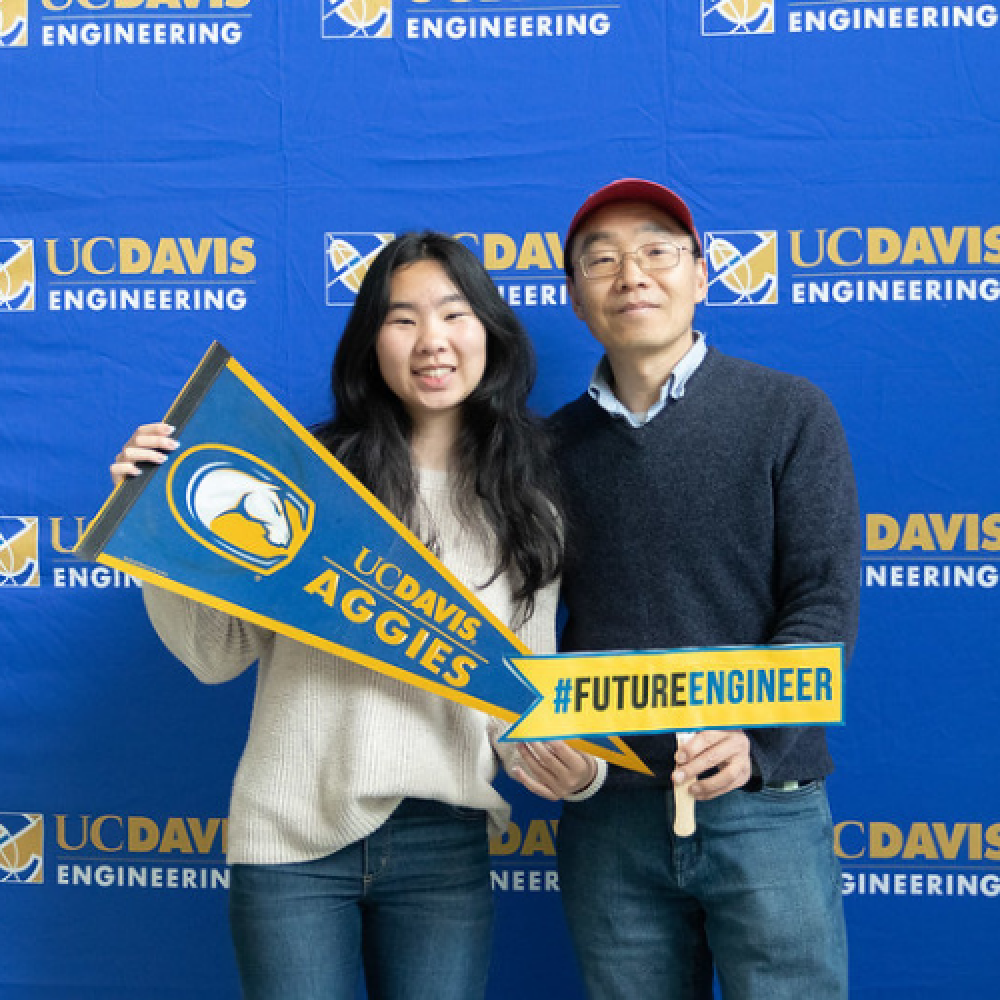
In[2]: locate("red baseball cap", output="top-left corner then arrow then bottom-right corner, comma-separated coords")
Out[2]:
564,178 -> 701,274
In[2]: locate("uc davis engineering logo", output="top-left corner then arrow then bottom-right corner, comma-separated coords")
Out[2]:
704,230 -> 778,306
323,0 -> 613,42
0,0 -> 27,47
0,517 -> 40,587
167,446 -> 314,575
0,239 -> 35,311
0,814 -> 44,883
326,232 -> 393,305
323,0 -> 391,38
702,0 -> 774,35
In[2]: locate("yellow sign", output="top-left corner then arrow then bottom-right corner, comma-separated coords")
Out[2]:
503,645 -> 843,741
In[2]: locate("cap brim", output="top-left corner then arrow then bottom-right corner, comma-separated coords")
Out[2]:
565,179 -> 700,272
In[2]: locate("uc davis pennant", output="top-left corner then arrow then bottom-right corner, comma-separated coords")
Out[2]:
502,645 -> 844,742
75,343 -> 648,775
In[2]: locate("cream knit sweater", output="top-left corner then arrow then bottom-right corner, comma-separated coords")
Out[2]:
142,468 -> 559,865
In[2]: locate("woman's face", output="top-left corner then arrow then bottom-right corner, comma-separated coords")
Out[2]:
376,259 -> 488,432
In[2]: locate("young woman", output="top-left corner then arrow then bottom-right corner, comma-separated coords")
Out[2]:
110,232 -> 579,1000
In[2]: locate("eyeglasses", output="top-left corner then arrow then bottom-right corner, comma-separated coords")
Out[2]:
577,241 -> 695,280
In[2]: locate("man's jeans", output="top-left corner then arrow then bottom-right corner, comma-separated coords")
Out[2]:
229,798 -> 494,1000
558,781 -> 847,1000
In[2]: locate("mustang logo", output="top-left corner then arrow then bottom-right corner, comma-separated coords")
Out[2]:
169,447 -> 314,574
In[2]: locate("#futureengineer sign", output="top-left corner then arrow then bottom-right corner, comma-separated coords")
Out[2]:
76,344 -> 842,775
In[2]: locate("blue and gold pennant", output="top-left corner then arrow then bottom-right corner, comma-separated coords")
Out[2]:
76,343 -> 649,775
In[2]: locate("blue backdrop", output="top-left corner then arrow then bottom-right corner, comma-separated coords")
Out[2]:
2,1 -> 999,996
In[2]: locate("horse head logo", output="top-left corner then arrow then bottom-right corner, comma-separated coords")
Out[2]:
168,446 -> 314,574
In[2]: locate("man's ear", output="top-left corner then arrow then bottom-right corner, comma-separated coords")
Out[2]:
694,256 -> 708,305
567,274 -> 586,320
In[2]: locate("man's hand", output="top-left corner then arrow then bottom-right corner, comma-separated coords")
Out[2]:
672,730 -> 751,800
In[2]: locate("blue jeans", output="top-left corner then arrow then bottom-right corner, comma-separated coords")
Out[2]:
229,798 -> 494,1000
557,781 -> 847,1000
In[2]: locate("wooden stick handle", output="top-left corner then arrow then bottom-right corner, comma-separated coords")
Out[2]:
673,732 -> 696,836
674,780 -> 696,836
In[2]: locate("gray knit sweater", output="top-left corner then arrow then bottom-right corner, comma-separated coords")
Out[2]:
550,347 -> 861,788
143,468 -> 559,864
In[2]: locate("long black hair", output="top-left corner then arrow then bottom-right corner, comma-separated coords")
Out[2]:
314,231 -> 562,618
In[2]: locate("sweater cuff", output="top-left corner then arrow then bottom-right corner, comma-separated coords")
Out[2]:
564,757 -> 608,802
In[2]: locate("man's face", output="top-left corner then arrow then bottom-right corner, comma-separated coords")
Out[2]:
567,200 -> 707,367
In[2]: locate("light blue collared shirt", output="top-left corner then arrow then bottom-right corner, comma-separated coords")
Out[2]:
587,332 -> 708,428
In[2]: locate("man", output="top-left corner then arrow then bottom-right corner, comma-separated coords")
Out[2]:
513,179 -> 860,999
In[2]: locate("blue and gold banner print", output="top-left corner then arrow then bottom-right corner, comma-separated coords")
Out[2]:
75,344 -> 647,774
6,0 -> 1000,993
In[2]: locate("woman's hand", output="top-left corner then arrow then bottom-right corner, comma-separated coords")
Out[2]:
510,741 -> 599,802
110,422 -> 178,487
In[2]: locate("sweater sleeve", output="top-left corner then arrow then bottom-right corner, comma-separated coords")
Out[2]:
769,380 -> 861,655
753,380 -> 861,779
142,583 -> 274,685
486,571 -> 562,782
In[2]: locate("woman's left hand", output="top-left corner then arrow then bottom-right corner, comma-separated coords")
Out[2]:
510,741 -> 598,801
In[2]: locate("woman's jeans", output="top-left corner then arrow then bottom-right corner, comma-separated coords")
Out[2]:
229,798 -> 494,1000
558,780 -> 848,1000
